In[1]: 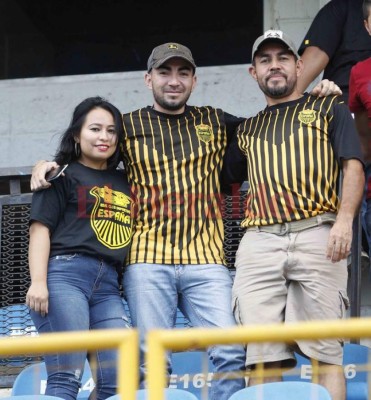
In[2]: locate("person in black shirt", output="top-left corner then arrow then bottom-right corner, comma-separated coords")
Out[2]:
26,96 -> 133,400
298,0 -> 371,272
298,0 -> 371,103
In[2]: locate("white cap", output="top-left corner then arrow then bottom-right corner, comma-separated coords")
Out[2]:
252,30 -> 299,60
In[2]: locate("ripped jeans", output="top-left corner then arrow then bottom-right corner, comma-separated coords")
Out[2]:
30,253 -> 129,400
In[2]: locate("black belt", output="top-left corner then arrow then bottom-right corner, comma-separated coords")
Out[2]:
248,213 -> 336,236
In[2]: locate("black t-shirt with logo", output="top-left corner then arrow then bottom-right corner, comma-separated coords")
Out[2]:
30,162 -> 133,268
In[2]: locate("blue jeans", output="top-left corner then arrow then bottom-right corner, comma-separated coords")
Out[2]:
30,254 -> 130,400
123,263 -> 246,400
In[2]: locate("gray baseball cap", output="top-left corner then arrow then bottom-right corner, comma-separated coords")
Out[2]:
252,30 -> 299,60
147,42 -> 196,72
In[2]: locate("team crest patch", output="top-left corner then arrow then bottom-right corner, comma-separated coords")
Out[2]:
90,186 -> 132,249
196,124 -> 213,143
298,109 -> 316,124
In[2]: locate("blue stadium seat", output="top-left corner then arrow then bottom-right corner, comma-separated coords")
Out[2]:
2,396 -> 65,400
136,388 -> 199,399
228,381 -> 332,400
11,360 -> 94,399
343,343 -> 370,400
105,388 -> 199,399
283,343 -> 371,400
282,352 -> 312,382
170,351 -> 214,399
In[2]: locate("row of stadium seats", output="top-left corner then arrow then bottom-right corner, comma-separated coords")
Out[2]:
4,343 -> 371,399
2,389 -> 199,400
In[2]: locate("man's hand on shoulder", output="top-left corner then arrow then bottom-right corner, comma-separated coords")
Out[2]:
310,79 -> 342,97
30,160 -> 59,192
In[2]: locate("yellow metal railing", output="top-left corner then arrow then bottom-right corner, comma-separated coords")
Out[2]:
0,328 -> 138,399
146,317 -> 371,400
2,317 -> 371,399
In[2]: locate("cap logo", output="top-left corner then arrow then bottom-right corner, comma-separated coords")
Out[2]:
252,29 -> 299,60
196,124 -> 213,143
298,110 -> 316,125
264,30 -> 284,39
168,44 -> 178,49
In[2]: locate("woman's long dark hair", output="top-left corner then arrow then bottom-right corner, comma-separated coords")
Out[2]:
54,96 -> 124,169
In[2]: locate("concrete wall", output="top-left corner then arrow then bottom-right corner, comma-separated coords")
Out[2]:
0,66 -> 266,169
264,0 -> 329,42
0,0 -> 330,169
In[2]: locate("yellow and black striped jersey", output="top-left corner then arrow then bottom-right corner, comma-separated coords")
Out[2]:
223,94 -> 363,227
121,105 -> 243,265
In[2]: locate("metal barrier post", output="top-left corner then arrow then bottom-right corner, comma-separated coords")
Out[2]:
350,214 -> 362,321
146,318 -> 371,399
0,329 -> 138,400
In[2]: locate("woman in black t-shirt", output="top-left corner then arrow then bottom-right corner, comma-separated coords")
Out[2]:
26,96 -> 133,400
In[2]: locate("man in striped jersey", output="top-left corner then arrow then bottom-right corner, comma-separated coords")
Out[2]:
119,43 -> 247,399
223,30 -> 365,400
